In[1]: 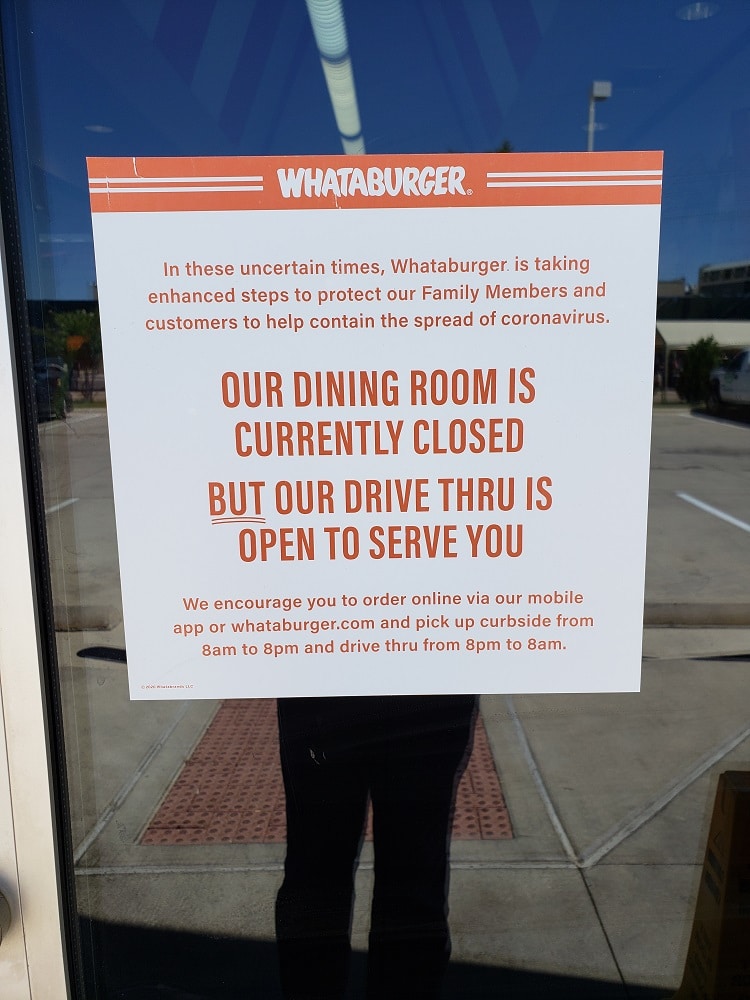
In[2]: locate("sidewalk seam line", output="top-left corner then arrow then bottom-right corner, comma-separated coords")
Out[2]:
579,723 -> 750,869
580,869 -> 629,992
73,860 -> 582,877
505,695 -> 579,866
73,703 -> 192,861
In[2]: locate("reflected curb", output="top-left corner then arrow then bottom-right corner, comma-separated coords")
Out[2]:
644,602 -> 750,626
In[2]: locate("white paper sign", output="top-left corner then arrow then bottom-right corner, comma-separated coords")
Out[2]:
87,151 -> 662,698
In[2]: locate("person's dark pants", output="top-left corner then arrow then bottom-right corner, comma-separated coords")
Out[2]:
275,695 -> 478,1000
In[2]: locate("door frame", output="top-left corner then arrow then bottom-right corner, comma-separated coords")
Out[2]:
0,199 -> 71,997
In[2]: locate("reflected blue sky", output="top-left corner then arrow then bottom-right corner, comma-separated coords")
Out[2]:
4,0 -> 750,299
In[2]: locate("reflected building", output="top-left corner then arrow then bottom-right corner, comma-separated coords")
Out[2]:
698,259 -> 750,297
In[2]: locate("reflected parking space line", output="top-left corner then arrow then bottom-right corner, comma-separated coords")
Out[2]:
66,412 -> 106,424
37,411 -> 106,431
45,498 -> 78,515
677,492 -> 750,533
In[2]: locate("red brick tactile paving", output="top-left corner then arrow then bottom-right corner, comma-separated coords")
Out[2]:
141,700 -> 513,845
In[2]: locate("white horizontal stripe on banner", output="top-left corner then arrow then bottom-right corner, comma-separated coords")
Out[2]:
89,175 -> 264,184
485,169 -> 662,179
485,180 -> 661,188
89,185 -> 264,194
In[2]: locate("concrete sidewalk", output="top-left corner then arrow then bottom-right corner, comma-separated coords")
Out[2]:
448,626 -> 750,994
60,621 -> 750,998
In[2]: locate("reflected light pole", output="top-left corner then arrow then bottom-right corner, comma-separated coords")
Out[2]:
587,80 -> 612,152
305,0 -> 365,153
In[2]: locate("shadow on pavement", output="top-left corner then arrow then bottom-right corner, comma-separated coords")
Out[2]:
691,405 -> 750,425
80,918 -> 668,999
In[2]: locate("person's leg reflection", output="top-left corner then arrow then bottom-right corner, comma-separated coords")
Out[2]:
365,696 -> 477,1000
276,695 -> 477,1000
276,699 -> 369,1000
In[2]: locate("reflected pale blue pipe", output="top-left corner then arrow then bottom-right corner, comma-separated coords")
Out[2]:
305,0 -> 348,59
305,0 -> 365,154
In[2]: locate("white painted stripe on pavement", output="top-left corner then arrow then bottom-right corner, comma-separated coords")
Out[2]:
67,412 -> 106,423
45,498 -> 78,515
677,492 -> 750,533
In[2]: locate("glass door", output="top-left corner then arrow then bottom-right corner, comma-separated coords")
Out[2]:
2,2 -> 750,998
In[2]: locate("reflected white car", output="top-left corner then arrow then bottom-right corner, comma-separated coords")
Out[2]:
708,347 -> 750,411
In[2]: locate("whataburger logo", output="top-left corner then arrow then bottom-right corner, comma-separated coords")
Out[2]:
276,165 -> 467,199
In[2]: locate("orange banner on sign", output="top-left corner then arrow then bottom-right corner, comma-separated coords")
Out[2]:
87,152 -> 663,214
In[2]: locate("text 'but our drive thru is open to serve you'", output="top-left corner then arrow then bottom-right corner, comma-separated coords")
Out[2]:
87,151 -> 663,699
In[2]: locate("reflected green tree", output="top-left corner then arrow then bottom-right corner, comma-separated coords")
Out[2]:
677,335 -> 722,405
49,308 -> 102,402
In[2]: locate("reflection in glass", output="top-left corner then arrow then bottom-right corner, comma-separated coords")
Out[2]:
305,0 -> 365,153
3,2 -> 750,997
